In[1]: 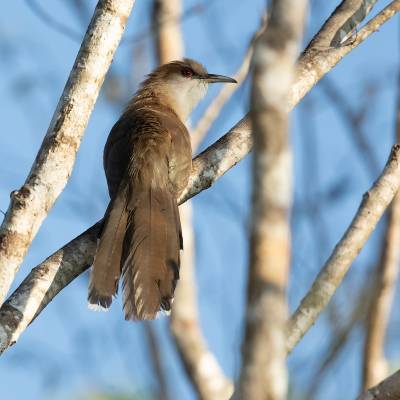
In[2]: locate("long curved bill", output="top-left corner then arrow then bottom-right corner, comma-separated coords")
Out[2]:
203,73 -> 237,83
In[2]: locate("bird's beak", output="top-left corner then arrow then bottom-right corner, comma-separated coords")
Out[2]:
202,74 -> 237,84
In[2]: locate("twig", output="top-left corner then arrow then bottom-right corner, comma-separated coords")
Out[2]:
170,203 -> 233,400
305,285 -> 372,399
190,17 -> 267,149
26,0 -> 205,46
144,323 -> 170,400
287,144 -> 400,353
362,70 -> 400,390
292,1 -> 400,107
0,0 -> 135,306
179,1 -> 400,204
235,0 -> 307,398
320,77 -> 380,177
0,0 -> 397,356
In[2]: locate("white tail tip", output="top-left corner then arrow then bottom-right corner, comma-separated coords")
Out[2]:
88,302 -> 109,312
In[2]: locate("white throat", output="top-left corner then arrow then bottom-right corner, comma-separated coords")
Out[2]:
165,79 -> 208,121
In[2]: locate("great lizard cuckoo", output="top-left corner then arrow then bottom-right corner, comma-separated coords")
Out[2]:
88,59 -> 236,320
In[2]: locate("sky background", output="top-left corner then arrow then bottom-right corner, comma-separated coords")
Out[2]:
0,1 -> 399,399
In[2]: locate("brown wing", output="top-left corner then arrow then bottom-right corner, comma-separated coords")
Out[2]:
89,105 -> 192,320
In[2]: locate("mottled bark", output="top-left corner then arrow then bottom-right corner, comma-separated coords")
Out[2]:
0,0 -> 135,305
235,0 -> 307,399
287,145 -> 400,353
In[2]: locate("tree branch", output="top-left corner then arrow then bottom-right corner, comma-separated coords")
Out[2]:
362,70 -> 400,390
190,17 -> 267,149
287,145 -> 400,353
234,0 -> 307,398
0,0 -> 135,305
0,0 -> 397,356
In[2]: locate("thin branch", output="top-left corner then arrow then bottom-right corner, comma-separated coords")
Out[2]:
0,0 -> 135,306
358,369 -> 400,400
171,203 -> 233,400
26,0 -> 205,46
305,285 -> 372,399
0,0 -> 397,356
320,77 -> 380,177
305,0 -> 376,50
287,144 -> 400,353
235,0 -> 307,398
144,323 -> 170,400
180,0 -> 400,204
26,0 -> 83,41
292,1 -> 400,107
362,71 -> 400,390
190,17 -> 267,149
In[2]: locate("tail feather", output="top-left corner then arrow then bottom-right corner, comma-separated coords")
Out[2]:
88,189 -> 128,310
122,187 -> 181,320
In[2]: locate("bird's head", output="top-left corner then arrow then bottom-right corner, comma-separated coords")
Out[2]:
139,58 -> 237,121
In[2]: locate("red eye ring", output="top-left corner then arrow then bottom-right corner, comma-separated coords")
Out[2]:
181,67 -> 193,78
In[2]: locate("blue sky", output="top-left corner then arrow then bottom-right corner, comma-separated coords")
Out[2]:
0,1 -> 399,399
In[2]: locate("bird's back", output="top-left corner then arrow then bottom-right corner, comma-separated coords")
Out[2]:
88,101 -> 192,320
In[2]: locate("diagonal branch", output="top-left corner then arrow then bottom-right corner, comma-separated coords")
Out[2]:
361,71 -> 400,390
0,0 -> 136,306
0,0 -> 398,356
190,16 -> 267,149
287,145 -> 400,353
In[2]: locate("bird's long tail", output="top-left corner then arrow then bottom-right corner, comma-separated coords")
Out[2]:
122,186 -> 181,320
88,189 -> 128,311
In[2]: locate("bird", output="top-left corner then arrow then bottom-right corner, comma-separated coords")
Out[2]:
88,58 -> 236,320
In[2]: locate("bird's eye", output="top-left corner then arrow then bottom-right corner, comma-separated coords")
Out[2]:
181,67 -> 193,78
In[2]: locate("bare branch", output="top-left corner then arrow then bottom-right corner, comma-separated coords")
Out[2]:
0,0 -> 397,356
171,204 -> 233,400
235,0 -> 307,398
305,0 -> 376,49
0,0 -> 135,305
180,0 -> 400,204
362,72 -> 400,389
145,322 -> 170,400
190,17 -> 267,149
358,369 -> 400,400
320,77 -> 380,177
0,224 -> 99,353
287,145 -> 400,353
